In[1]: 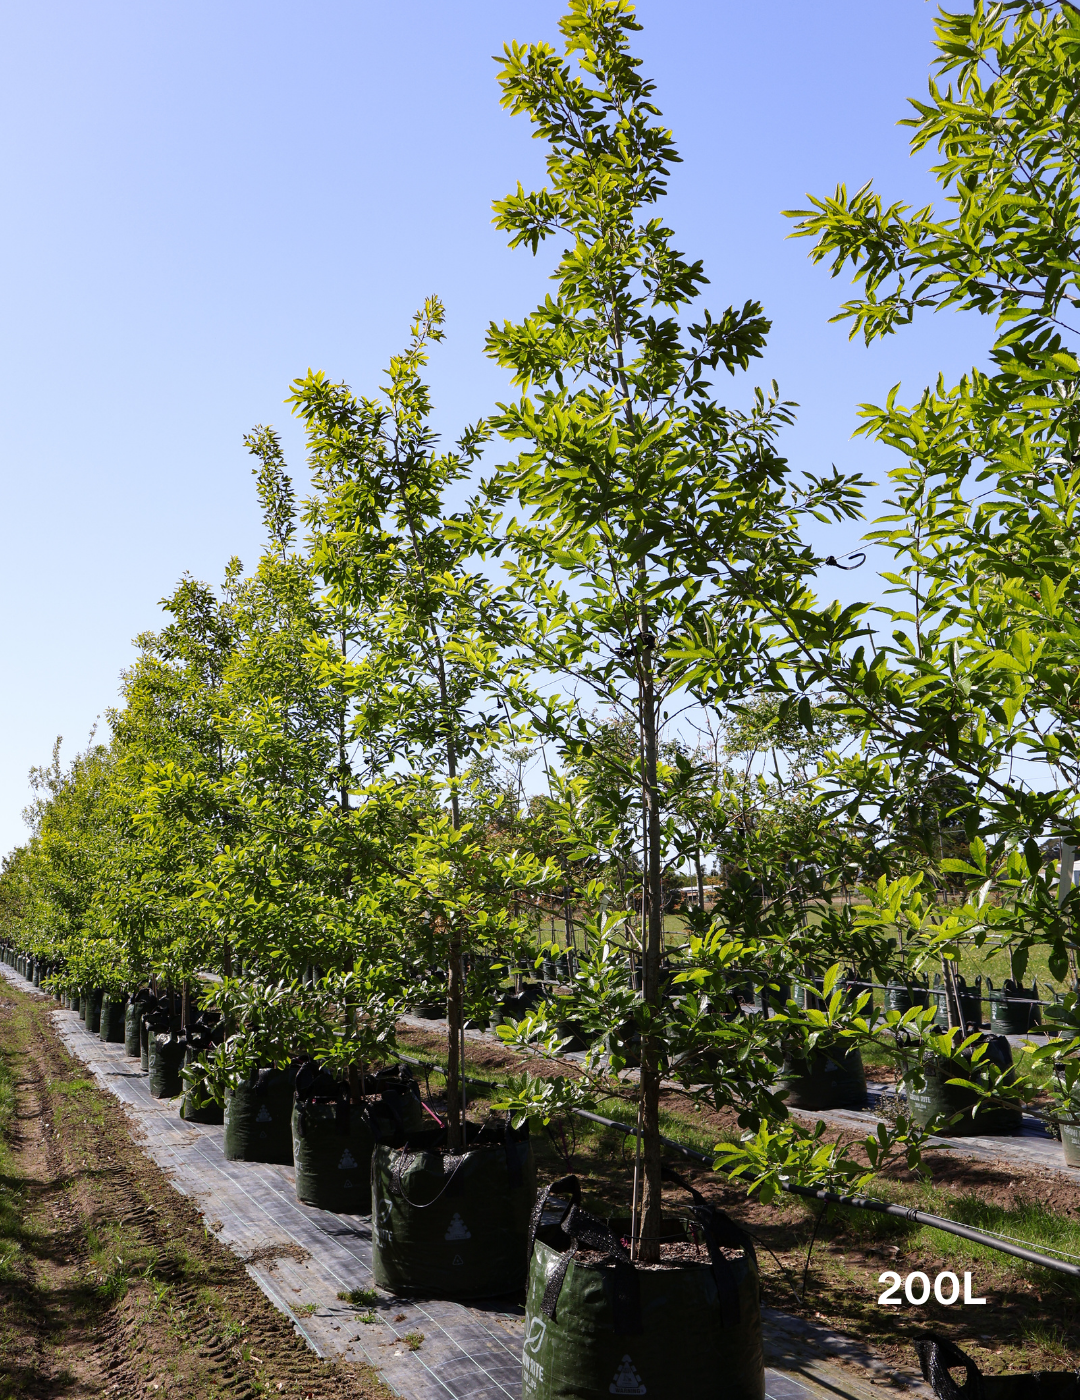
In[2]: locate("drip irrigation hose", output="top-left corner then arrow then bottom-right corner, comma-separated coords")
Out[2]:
571,1106 -> 1080,1282
396,1058 -> 1080,1281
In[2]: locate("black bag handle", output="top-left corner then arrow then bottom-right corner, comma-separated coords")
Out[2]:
530,1175 -> 641,1335
912,1334 -> 981,1400
662,1167 -> 754,1326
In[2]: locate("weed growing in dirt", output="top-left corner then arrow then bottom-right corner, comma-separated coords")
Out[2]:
338,1286 -> 379,1307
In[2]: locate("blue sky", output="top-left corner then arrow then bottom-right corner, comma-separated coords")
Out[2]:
0,1 -> 992,856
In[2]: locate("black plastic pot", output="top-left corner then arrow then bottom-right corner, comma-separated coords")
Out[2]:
986,977 -> 1041,1035
70,991 -> 80,1014
148,1032 -> 185,1099
522,1174 -> 764,1400
99,994 -> 127,1044
779,1045 -> 866,1110
905,1034 -> 1022,1136
224,1066 -> 295,1165
914,1332 -> 1080,1400
84,987 -> 103,1033
372,1118 -> 535,1299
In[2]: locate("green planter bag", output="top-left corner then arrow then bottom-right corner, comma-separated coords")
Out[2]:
224,1067 -> 295,1165
292,1063 -> 427,1214
779,1045 -> 866,1110
886,980 -> 929,1014
124,1001 -> 146,1057
85,988 -> 104,1033
372,1118 -> 535,1299
180,1044 -> 225,1125
930,973 -> 982,1030
100,994 -> 127,1044
986,977 -> 1041,1035
148,1032 -> 185,1099
905,1035 -> 1023,1136
522,1173 -> 764,1400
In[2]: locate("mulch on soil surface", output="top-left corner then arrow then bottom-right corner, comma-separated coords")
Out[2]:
0,985 -> 390,1400
401,1021 -> 1080,1379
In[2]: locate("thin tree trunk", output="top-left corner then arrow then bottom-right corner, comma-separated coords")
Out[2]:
638,619 -> 664,1264
695,849 -> 705,914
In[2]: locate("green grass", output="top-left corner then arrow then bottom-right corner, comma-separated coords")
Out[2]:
337,1285 -> 379,1307
0,1031 -> 21,1285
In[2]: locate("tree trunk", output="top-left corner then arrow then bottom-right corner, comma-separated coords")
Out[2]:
638,639 -> 664,1264
446,932 -> 463,1150
695,850 -> 705,914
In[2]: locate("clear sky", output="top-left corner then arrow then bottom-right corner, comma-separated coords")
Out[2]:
0,1 -> 992,857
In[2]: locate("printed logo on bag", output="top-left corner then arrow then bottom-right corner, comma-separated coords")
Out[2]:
524,1317 -> 547,1354
609,1356 -> 646,1396
255,1106 -> 272,1123
452,1254 -> 464,1266
338,1148 -> 358,1170
444,1213 -> 471,1241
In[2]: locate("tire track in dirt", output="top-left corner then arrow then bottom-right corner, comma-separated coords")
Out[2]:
2,986 -> 388,1400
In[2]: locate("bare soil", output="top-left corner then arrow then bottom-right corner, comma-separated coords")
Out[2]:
0,984 -> 390,1400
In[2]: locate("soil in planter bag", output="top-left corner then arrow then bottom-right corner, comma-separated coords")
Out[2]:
99,994 -> 127,1043
224,1066 -> 295,1165
522,1170 -> 764,1400
149,1032 -> 185,1098
372,1117 -> 535,1298
779,1044 -> 866,1109
906,1034 -> 1023,1136
914,1332 -> 1080,1399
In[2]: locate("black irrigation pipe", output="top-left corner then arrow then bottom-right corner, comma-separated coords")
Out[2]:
570,1107 -> 1080,1282
397,1053 -> 1080,1282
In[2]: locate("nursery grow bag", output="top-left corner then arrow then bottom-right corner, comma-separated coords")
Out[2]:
1061,1121 -> 1080,1168
148,1032 -> 185,1098
224,1066 -> 295,1165
85,987 -> 104,1033
32,961 -> 40,987
179,1047 -> 224,1125
986,977 -> 1041,1035
886,980 -> 929,1014
124,1001 -> 146,1057
292,1064 -> 427,1213
70,991 -> 80,1014
778,1046 -> 866,1110
372,1118 -> 535,1299
521,1173 -> 764,1400
99,994 -> 127,1043
905,1035 -> 1022,1136
751,980 -> 790,1016
914,1332 -> 1080,1400
931,973 -> 982,1030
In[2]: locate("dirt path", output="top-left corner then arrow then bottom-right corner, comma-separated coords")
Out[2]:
0,985 -> 389,1400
